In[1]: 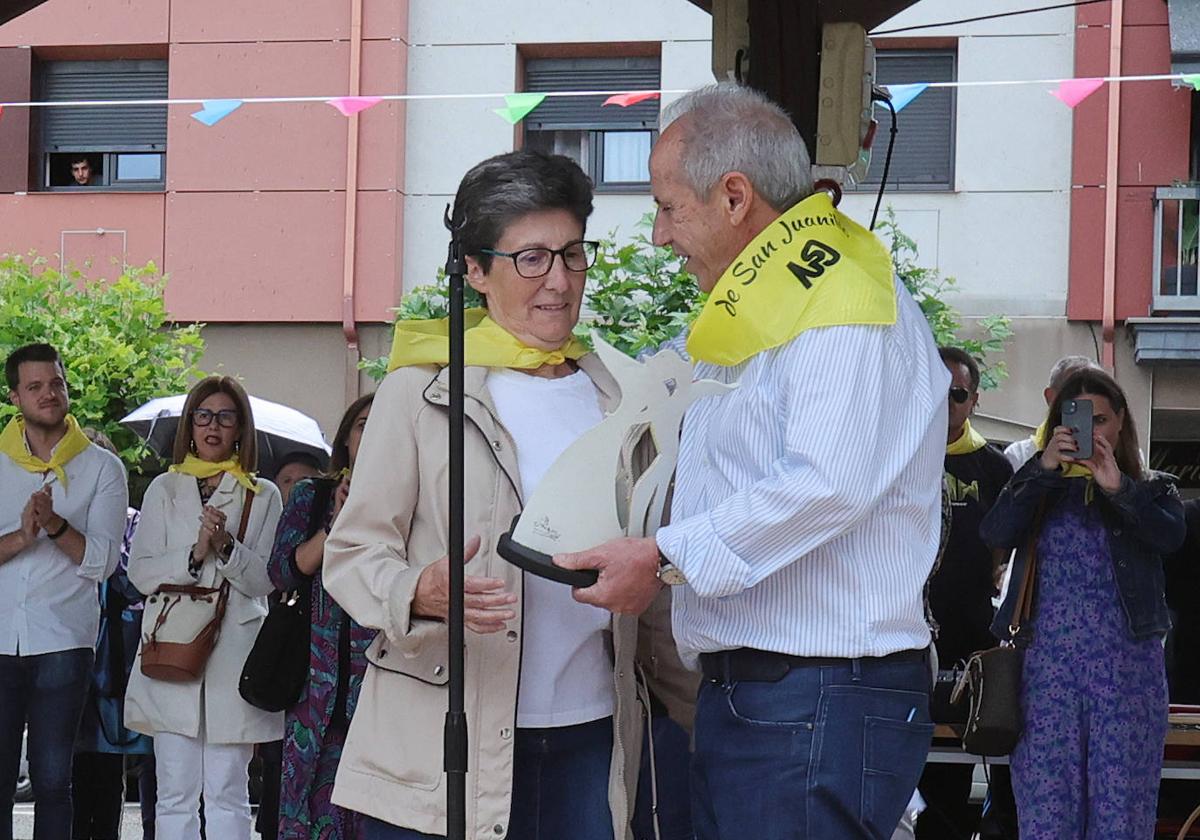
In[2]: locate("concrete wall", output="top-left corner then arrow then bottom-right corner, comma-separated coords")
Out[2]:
197,323 -> 392,437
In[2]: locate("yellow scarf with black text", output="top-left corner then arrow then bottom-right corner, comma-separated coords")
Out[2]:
686,192 -> 897,366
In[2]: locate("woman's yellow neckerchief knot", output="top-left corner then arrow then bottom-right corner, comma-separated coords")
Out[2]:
387,309 -> 588,371
170,454 -> 262,494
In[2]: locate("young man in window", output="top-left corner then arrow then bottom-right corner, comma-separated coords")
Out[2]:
0,343 -> 128,840
70,155 -> 95,186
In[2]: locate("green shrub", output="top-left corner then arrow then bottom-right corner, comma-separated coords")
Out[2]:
0,253 -> 205,469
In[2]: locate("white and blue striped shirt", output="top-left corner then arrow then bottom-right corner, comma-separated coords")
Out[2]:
655,278 -> 950,667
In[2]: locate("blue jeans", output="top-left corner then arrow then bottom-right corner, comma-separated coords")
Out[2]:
363,716 -> 614,840
0,648 -> 94,840
691,652 -> 933,840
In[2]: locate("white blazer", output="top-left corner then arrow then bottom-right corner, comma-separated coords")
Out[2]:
124,470 -> 284,744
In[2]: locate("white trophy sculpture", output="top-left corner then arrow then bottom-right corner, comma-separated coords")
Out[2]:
497,333 -> 734,587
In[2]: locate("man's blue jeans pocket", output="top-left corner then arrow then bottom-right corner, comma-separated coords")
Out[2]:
809,685 -> 933,838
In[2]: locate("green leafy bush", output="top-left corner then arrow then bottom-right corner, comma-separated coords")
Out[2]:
0,254 -> 205,468
875,208 -> 1013,390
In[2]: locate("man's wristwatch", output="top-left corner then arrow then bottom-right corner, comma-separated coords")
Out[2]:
46,517 -> 69,540
656,550 -> 687,586
218,534 -> 235,560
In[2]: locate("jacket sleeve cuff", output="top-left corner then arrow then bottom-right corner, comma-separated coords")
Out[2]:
384,563 -> 449,652
657,514 -> 751,599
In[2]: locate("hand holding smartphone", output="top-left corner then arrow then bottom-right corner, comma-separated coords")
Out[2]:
1061,398 -> 1094,462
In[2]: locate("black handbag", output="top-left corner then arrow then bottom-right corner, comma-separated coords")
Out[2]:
238,479 -> 335,713
951,502 -> 1044,756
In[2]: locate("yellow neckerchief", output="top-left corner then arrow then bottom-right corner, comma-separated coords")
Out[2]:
1033,421 -> 1093,480
0,414 -> 92,490
947,419 -> 989,456
387,309 -> 589,372
686,191 -> 897,366
170,454 -> 262,494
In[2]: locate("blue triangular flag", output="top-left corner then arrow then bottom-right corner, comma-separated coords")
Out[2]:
191,99 -> 244,126
885,84 -> 928,113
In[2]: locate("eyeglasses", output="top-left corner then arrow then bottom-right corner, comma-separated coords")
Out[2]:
948,386 -> 972,405
480,240 -> 599,279
191,408 -> 239,429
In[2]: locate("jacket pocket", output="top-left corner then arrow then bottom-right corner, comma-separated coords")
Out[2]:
365,635 -> 450,687
351,660 -> 446,790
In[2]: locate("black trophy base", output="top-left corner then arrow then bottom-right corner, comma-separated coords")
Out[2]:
497,516 -> 599,588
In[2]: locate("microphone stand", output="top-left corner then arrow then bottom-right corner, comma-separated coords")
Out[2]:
442,205 -> 468,840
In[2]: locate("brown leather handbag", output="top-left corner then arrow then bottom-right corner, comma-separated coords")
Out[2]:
139,488 -> 254,682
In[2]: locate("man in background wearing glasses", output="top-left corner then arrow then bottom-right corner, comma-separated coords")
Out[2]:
917,347 -> 1013,840
0,343 -> 128,840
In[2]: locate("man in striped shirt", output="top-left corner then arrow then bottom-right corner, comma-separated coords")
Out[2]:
558,83 -> 949,839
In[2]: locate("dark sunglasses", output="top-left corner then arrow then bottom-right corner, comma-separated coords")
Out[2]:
948,386 -> 972,405
191,408 -> 239,429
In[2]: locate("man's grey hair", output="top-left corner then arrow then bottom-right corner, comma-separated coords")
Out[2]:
660,82 -> 813,212
1048,355 -> 1100,390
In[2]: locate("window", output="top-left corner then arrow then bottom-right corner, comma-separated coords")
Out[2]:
37,59 -> 167,191
523,57 -> 660,192
860,50 -> 956,191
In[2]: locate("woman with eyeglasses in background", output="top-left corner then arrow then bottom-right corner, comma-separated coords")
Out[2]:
125,376 -> 285,839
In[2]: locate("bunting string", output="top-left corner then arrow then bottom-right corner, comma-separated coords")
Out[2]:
0,71 -> 1195,126
0,72 -> 1197,110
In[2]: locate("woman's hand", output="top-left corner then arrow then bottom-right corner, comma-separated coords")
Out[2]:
1039,425 -> 1078,472
196,505 -> 229,558
1081,433 -> 1123,494
413,535 -> 517,634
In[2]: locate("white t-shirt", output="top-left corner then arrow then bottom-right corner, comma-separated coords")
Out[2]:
487,367 -> 616,728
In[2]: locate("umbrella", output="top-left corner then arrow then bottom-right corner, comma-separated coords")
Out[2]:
120,394 -> 331,478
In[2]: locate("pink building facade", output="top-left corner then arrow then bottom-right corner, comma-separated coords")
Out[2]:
0,0 -> 410,428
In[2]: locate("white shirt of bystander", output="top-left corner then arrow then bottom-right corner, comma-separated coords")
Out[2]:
0,440 -> 127,655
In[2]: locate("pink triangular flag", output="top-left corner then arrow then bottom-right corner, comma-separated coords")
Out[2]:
1050,78 -> 1104,108
326,96 -> 384,116
603,91 -> 661,108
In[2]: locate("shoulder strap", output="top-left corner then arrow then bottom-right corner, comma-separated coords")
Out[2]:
1008,500 -> 1046,639
236,487 -> 254,542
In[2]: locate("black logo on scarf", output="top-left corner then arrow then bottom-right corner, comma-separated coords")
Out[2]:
786,240 -> 842,289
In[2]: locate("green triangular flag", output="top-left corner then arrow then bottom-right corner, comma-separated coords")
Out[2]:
1184,74 -> 1200,92
492,93 -> 546,125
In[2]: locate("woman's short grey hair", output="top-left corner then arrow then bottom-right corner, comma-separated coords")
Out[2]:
661,83 -> 813,212
451,150 -> 594,273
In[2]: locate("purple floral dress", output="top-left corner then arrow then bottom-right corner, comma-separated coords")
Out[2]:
268,479 -> 375,840
1011,479 -> 1168,838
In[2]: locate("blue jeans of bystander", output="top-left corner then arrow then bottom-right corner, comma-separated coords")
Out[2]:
0,648 -> 94,840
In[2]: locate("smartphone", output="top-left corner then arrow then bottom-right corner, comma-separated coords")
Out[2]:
1061,398 -> 1094,461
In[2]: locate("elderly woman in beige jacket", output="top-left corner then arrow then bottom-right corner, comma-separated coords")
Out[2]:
125,376 -> 284,839
324,151 -> 651,840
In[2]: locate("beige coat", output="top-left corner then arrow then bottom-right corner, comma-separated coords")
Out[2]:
324,356 -> 647,839
125,471 -> 285,745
